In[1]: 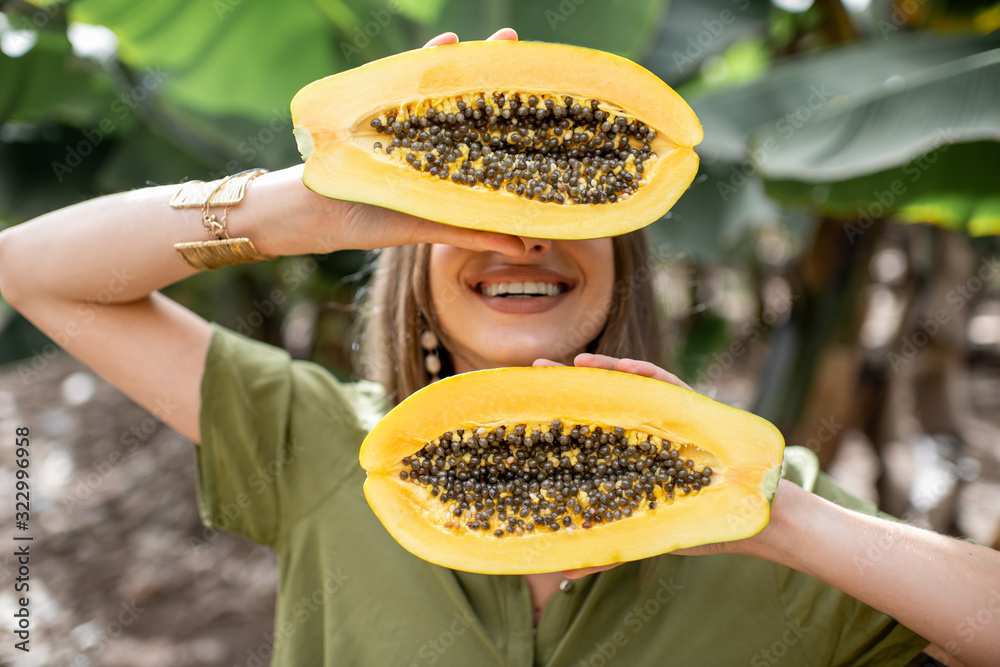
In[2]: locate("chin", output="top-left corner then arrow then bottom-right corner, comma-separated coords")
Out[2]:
470,340 -> 575,369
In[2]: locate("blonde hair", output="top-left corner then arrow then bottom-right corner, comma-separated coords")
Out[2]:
356,229 -> 663,405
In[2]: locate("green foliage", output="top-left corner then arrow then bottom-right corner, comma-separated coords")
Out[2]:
752,47 -> 1000,234
642,0 -> 771,86
2,0 -> 999,374
766,141 -> 1000,235
654,31 -> 1000,264
69,0 -> 340,122
0,0 -> 672,366
433,0 -> 667,61
0,29 -> 116,127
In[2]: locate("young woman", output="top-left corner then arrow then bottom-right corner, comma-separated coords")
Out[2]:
0,28 -> 997,667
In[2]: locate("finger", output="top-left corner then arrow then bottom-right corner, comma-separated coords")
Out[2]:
476,232 -> 527,256
532,358 -> 564,367
575,354 -> 692,390
668,545 -> 713,556
572,353 -> 620,372
562,562 -> 623,580
486,28 -> 518,41
616,358 -> 692,390
423,32 -> 459,48
391,212 -> 526,256
431,224 -> 526,256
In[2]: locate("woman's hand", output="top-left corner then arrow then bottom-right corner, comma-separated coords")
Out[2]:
423,27 -> 518,47
257,28 -> 525,258
554,352 -> 692,390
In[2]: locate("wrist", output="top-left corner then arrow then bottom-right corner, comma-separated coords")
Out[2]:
228,165 -> 347,257
735,478 -> 814,567
224,168 -> 295,258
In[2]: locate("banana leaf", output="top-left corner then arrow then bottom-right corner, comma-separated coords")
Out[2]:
653,31 -> 1000,261
642,0 -> 771,86
752,47 -> 1000,235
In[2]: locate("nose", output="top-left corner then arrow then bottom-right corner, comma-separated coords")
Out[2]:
517,237 -> 553,253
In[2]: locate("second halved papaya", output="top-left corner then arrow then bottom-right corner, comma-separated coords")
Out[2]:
359,366 -> 784,574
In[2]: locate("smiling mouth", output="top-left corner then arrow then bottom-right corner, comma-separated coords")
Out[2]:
477,281 -> 568,298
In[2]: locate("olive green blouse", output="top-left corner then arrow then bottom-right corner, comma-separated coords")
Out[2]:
195,323 -> 930,666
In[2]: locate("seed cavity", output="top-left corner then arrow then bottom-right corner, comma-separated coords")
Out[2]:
398,423 -> 715,537
367,92 -> 659,205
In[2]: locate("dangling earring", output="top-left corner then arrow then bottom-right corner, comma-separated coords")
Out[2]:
420,327 -> 441,382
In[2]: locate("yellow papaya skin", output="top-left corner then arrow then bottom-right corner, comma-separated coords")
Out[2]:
360,367 -> 784,574
291,40 -> 703,240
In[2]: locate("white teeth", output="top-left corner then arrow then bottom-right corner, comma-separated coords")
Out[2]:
481,281 -> 563,297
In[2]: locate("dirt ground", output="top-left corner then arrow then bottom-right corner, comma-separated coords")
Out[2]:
0,353 -> 276,667
0,343 -> 998,666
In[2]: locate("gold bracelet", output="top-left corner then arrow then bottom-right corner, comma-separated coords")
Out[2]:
173,239 -> 271,271
170,169 -> 273,270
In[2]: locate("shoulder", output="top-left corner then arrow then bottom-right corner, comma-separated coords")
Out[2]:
196,323 -> 388,545
203,321 -> 388,428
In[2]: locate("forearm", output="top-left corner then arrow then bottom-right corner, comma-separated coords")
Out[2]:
746,480 -> 1000,666
0,167 -> 332,307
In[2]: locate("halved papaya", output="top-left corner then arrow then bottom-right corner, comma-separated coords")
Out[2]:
291,40 -> 702,239
360,367 -> 784,574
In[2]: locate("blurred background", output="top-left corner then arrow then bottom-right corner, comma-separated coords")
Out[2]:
0,0 -> 998,664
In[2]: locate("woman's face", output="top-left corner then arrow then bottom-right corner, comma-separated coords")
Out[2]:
429,237 -> 615,372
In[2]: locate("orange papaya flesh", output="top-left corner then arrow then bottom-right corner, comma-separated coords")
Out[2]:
291,40 -> 702,239
360,367 -> 784,574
